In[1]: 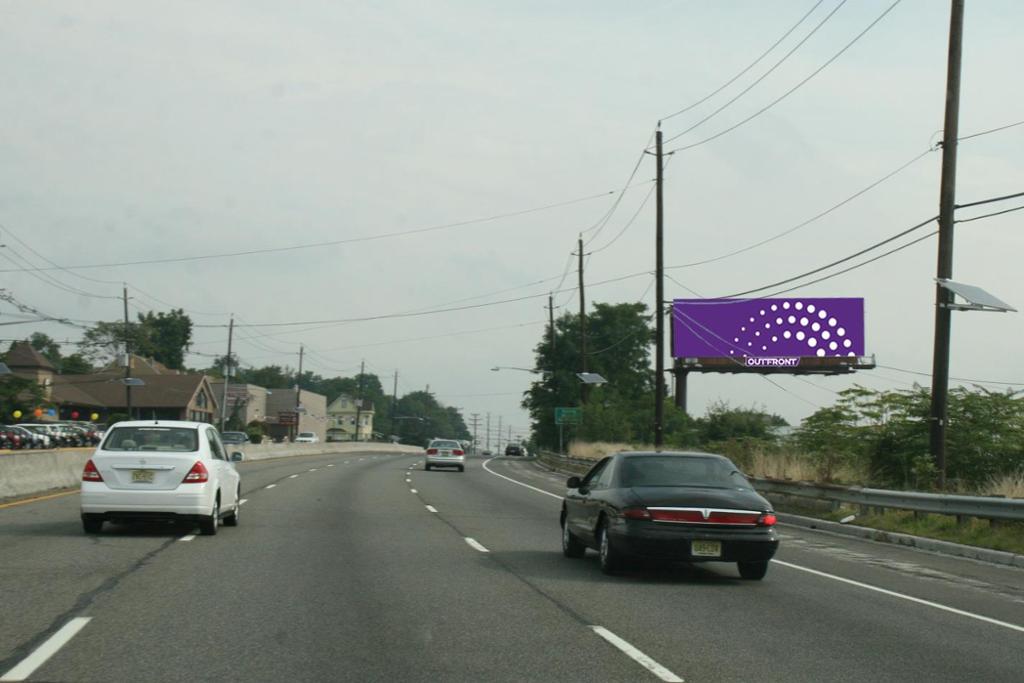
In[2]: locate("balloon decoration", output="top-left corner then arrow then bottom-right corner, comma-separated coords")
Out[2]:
33,408 -> 43,418
12,410 -> 22,419
71,411 -> 80,419
90,413 -> 100,421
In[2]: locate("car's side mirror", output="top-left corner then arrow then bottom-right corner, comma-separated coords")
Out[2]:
230,452 -> 245,463
566,476 -> 581,489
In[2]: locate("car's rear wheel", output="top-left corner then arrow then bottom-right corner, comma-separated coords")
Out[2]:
561,516 -> 586,558
223,488 -> 240,527
738,560 -> 769,580
598,519 -> 626,574
458,465 -> 465,472
424,463 -> 432,472
200,496 -> 220,536
82,515 -> 103,534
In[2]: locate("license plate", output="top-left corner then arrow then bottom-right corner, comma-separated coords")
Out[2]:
131,469 -> 155,483
691,540 -> 721,558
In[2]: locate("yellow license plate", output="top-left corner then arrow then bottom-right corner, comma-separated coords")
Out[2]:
691,540 -> 721,557
132,469 -> 154,483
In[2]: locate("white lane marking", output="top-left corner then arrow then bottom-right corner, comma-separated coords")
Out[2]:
239,499 -> 248,505
773,559 -> 1024,634
309,468 -> 318,472
179,534 -> 197,542
405,479 -> 412,484
465,537 -> 490,553
358,458 -> 365,461
425,505 -> 438,513
1,617 -> 92,682
482,457 -> 563,500
590,626 -> 683,682
327,464 -> 335,467
344,461 -> 350,464
410,489 -> 418,494
265,484 -> 277,489
289,474 -> 299,479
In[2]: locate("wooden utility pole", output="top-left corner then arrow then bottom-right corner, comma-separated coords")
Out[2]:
578,236 -> 588,405
220,315 -> 234,431
654,128 -> 666,448
122,285 -> 132,420
929,0 -> 965,489
390,370 -> 398,442
294,344 -> 304,442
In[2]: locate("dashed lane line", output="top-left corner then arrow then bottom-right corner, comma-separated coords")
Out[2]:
265,484 -> 277,489
0,617 -> 92,682
590,626 -> 683,682
289,474 -> 299,479
425,505 -> 438,513
465,537 -> 490,553
410,489 -> 418,494
239,499 -> 248,505
179,534 -> 196,542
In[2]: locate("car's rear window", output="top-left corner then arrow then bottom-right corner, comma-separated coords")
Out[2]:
430,440 -> 461,449
102,427 -> 199,452
298,432 -> 315,438
619,456 -> 751,489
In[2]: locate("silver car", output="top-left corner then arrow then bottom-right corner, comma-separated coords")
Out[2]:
424,439 -> 465,472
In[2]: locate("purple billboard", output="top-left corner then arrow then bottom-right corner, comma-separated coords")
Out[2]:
672,298 -> 865,365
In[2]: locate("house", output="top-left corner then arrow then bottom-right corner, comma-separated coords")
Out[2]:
264,388 -> 327,443
5,342 -> 56,398
325,395 -> 374,442
208,381 -> 271,427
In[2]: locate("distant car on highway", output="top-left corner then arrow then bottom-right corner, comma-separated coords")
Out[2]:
80,420 -> 243,535
425,438 -> 465,472
220,431 -> 249,446
481,449 -> 492,456
295,432 -> 319,443
561,451 -> 779,579
504,444 -> 523,456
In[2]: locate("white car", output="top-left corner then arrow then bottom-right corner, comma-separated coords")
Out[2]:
80,420 -> 243,535
295,432 -> 319,443
424,438 -> 465,472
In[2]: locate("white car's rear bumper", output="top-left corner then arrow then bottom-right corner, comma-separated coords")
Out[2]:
81,482 -> 214,517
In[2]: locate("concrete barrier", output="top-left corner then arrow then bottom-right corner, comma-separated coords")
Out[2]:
0,442 -> 423,501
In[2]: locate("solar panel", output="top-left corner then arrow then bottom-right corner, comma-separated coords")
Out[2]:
937,279 -> 1017,312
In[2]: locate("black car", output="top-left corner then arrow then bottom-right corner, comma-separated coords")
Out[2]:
560,451 -> 779,579
504,444 -> 523,456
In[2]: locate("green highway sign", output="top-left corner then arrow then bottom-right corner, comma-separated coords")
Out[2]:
554,407 -> 582,425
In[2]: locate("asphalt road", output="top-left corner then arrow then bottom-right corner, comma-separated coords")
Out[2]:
1,450 -> 1022,682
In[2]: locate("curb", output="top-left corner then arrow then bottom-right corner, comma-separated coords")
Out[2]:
778,512 -> 1024,570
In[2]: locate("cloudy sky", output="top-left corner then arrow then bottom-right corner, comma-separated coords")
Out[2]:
1,0 -> 1022,436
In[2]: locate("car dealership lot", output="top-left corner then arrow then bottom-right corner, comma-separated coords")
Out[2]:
1,452 -> 1022,682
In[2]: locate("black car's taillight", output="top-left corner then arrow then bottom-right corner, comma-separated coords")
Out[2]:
757,513 -> 778,527
621,506 -> 652,520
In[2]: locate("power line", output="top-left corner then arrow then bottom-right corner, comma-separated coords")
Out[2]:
0,189 -> 618,274
666,0 -> 904,154
958,118 -> 1024,142
955,189 -> 1024,210
876,364 -> 1024,387
661,0 -> 827,122
664,147 -> 934,271
663,0 -> 846,143
955,204 -> 1024,224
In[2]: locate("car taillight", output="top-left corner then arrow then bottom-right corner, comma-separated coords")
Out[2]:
757,513 -> 778,527
622,507 -> 652,520
182,461 -> 209,483
426,448 -> 438,455
452,449 -> 464,456
83,459 -> 103,482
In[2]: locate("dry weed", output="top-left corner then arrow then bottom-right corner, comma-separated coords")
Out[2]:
984,471 -> 1024,499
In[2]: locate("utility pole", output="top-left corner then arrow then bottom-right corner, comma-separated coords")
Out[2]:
578,236 -> 588,405
295,344 -> 304,442
122,285 -> 132,420
654,127 -> 666,448
497,415 -> 503,452
508,425 -> 512,446
929,0 -> 965,490
548,293 -> 556,363
355,360 -> 366,442
390,370 -> 398,443
220,315 -> 234,431
486,413 -> 491,451
469,413 -> 481,454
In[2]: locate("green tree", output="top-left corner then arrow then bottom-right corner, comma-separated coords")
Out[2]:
29,333 -> 61,366
81,309 -> 193,369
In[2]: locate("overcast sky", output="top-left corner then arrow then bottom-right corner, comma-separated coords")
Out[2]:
1,0 -> 1022,436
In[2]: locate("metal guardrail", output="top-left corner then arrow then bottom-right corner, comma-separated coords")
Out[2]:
751,478 -> 1024,523
534,450 -> 1024,523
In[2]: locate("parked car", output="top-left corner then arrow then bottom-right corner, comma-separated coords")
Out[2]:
219,431 -> 249,446
561,451 -> 779,579
0,426 -> 25,450
80,420 -> 243,535
295,432 -> 319,443
424,438 -> 465,472
9,425 -> 47,449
